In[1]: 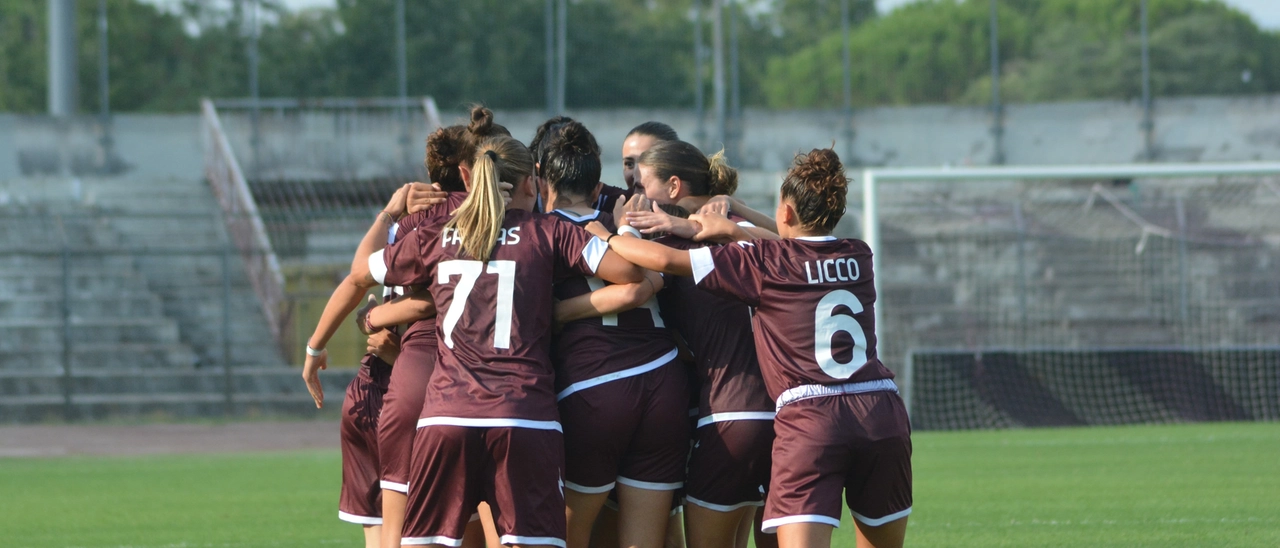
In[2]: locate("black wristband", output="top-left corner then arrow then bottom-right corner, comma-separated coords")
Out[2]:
606,233 -> 618,245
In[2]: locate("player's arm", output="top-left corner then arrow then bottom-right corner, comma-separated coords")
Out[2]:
585,221 -> 693,278
302,274 -> 371,409
351,184 -> 410,286
555,271 -> 664,324
693,196 -> 780,241
689,211 -> 754,244
360,288 -> 436,332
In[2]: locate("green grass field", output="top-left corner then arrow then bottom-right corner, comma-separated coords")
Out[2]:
3,422 -> 1277,548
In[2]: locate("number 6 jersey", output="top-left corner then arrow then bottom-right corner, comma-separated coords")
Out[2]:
689,236 -> 894,401
373,206 -> 608,427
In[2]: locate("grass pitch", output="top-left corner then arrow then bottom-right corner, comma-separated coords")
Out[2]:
2,422 -> 1276,548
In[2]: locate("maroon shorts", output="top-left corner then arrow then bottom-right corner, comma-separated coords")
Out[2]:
559,362 -> 689,493
376,339 -> 436,492
761,391 -> 912,533
684,418 -> 775,512
338,358 -> 392,525
402,425 -> 566,546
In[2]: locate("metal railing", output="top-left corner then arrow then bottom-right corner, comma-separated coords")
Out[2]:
201,99 -> 290,359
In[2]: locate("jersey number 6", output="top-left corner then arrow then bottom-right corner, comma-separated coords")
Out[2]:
814,289 -> 868,379
438,260 -> 516,350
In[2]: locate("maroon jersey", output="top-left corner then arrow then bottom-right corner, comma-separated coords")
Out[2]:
549,209 -> 678,395
691,236 -> 894,401
382,207 -> 609,425
594,184 -> 631,214
657,234 -> 773,420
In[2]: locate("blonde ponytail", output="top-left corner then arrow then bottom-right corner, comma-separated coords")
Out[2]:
706,149 -> 739,196
445,136 -> 534,262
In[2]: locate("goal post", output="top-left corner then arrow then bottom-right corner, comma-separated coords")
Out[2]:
859,162 -> 1280,428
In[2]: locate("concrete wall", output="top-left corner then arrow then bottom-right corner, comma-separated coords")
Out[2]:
4,94 -> 1280,185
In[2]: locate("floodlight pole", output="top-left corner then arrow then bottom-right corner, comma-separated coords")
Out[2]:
693,0 -> 707,149
545,0 -> 555,116
247,0 -> 261,176
728,0 -> 741,162
711,0 -> 726,149
557,0 -> 568,114
1140,0 -> 1155,162
97,0 -> 114,171
841,0 -> 855,165
395,0 -> 411,167
989,0 -> 1004,165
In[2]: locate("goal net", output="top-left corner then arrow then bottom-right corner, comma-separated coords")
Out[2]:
856,163 -> 1280,429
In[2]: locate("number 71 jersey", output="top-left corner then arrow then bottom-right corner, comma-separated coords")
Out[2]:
690,236 -> 894,401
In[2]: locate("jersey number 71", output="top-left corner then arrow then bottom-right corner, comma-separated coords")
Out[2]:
438,260 -> 516,350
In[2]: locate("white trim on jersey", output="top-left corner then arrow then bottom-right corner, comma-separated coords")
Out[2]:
556,348 -> 679,402
416,416 -> 563,432
338,511 -> 383,525
795,235 -> 838,242
760,514 -> 842,534
564,480 -> 616,494
737,220 -> 757,228
695,411 -> 776,429
689,246 -> 715,285
388,223 -> 400,244
616,476 -> 682,491
402,535 -> 464,546
501,535 -> 566,548
368,249 -> 388,285
581,237 -> 608,274
379,480 -> 408,493
684,495 -> 764,513
554,208 -> 602,222
774,379 -> 898,411
853,507 -> 912,526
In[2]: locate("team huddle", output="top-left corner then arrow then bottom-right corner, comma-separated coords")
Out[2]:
302,107 -> 912,548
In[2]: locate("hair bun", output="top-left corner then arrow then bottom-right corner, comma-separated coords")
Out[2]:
468,105 -> 494,134
556,121 -> 600,156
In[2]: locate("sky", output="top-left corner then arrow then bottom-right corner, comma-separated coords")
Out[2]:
151,0 -> 1280,31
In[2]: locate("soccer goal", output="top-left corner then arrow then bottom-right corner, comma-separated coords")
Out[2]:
858,162 -> 1280,429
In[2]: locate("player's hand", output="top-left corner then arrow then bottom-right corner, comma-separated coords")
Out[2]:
355,294 -> 380,335
689,210 -> 743,243
384,184 -> 410,220
302,349 -> 328,409
627,202 -> 699,239
584,221 -> 612,240
616,194 -> 651,228
367,330 -> 401,365
499,182 -> 514,207
698,195 -> 732,217
406,182 -> 447,215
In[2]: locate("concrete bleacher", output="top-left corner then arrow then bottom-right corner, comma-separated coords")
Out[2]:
0,176 -> 352,422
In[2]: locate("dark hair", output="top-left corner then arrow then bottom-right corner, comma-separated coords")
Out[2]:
425,125 -> 469,192
465,105 -> 511,149
636,140 -> 737,197
531,115 -> 574,168
627,121 -> 679,142
781,148 -> 848,233
542,121 -> 602,199
657,203 -> 689,219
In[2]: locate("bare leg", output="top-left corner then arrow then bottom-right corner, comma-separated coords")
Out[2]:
589,503 -> 619,548
753,507 -> 778,548
364,524 -> 383,548
683,503 -> 754,548
461,517 -> 487,548
478,502 -> 501,548
854,516 -> 908,548
565,490 -> 610,548
776,522 -> 833,548
665,510 -> 685,548
616,484 -> 673,548
381,490 -> 407,548
732,507 -> 753,548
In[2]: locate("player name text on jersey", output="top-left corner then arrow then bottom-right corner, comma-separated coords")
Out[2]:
804,257 -> 861,285
440,226 -> 522,248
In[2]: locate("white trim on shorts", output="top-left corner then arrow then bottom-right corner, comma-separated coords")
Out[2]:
760,514 -> 841,534
501,535 -> 566,548
338,511 -> 383,525
402,535 -> 463,547
564,480 -> 616,494
380,480 -> 409,493
853,507 -> 912,526
616,476 -> 682,491
556,348 -> 679,401
695,411 -> 776,429
416,416 -> 562,432
774,379 -> 898,411
684,495 -> 764,513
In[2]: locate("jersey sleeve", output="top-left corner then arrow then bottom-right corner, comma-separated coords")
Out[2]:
550,217 -> 609,280
690,240 -> 765,307
370,212 -> 435,287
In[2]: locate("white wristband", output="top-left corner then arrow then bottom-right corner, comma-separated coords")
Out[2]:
617,225 -> 642,238
305,345 -> 325,357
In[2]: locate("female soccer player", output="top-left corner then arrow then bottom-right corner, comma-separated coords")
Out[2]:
353,134 -> 644,548
584,148 -> 912,548
538,121 -> 689,548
